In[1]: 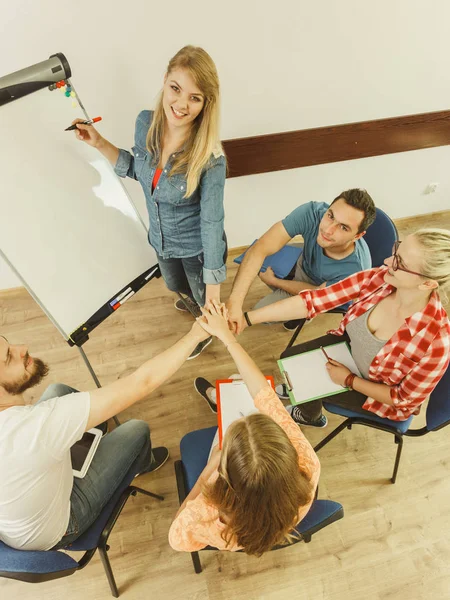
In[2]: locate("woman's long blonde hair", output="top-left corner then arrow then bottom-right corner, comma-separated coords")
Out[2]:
203,414 -> 314,557
414,228 -> 450,304
146,45 -> 223,197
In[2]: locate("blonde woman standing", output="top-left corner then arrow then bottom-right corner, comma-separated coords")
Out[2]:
74,46 -> 227,359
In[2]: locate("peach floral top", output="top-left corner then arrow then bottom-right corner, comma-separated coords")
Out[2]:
168,386 -> 321,552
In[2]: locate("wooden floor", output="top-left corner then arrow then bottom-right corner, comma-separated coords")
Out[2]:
1,211 -> 450,600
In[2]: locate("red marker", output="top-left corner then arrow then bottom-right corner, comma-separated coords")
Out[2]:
65,117 -> 102,131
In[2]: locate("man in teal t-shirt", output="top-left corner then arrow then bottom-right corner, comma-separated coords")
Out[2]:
226,189 -> 376,332
194,189 -> 376,417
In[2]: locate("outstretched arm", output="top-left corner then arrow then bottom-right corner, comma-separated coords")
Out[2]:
244,294 -> 309,328
198,301 -> 269,398
86,323 -> 209,430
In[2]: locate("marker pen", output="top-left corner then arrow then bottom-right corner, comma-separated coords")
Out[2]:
65,116 -> 102,131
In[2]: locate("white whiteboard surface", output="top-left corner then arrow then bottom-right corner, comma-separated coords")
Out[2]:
0,85 -> 157,339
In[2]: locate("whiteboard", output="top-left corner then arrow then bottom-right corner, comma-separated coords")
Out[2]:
0,83 -> 157,341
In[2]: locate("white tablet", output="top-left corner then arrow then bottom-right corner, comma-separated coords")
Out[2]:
71,428 -> 103,479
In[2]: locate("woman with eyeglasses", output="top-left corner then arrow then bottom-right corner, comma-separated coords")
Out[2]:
241,229 -> 450,426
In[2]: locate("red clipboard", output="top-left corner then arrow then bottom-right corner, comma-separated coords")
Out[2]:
216,376 -> 275,447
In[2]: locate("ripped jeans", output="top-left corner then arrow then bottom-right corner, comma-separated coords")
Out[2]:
157,253 -> 206,306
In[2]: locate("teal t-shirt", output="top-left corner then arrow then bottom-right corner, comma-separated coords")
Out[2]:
282,201 -> 371,286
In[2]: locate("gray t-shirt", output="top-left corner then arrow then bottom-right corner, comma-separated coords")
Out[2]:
346,306 -> 387,379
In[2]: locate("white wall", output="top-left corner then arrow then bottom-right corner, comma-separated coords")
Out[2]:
1,0 -> 450,286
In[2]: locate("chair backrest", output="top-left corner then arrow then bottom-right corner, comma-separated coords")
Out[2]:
364,208 -> 398,268
426,364 -> 450,431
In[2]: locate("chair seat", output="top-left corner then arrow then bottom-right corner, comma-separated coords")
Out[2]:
67,462 -> 139,551
0,541 -> 78,574
323,401 -> 413,434
294,499 -> 343,535
180,426 -> 217,493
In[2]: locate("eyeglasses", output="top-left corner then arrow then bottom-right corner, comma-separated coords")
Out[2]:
391,241 -> 428,277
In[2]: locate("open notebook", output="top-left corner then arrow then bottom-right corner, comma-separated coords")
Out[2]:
277,341 -> 361,405
216,377 -> 275,446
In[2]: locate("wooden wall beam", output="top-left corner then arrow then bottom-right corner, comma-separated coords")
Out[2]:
222,110 -> 450,178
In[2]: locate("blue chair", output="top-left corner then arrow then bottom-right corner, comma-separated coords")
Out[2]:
314,364 -> 450,483
174,426 -> 344,573
0,468 -> 163,597
285,207 -> 398,350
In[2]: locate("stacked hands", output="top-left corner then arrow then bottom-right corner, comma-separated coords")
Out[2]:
193,300 -> 237,349
192,300 -> 352,388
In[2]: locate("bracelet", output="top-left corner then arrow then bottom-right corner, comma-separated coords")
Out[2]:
225,340 -> 239,351
243,311 -> 253,327
345,373 -> 356,390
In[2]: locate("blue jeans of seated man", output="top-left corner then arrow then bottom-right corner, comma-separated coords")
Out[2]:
157,253 -> 206,306
36,384 -> 153,549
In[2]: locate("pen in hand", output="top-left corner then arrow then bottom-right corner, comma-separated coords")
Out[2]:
320,346 -> 331,362
65,116 -> 102,131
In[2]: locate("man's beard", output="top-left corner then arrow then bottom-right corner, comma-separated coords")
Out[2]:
2,358 -> 49,395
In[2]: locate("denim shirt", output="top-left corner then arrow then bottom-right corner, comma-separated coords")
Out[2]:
114,110 -> 227,285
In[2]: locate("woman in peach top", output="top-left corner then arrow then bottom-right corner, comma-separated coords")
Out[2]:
169,301 -> 320,556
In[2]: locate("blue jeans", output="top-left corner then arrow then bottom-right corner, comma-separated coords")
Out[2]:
37,384 -> 153,549
157,253 -> 206,306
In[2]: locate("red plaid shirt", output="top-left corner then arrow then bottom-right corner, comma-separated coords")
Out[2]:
299,266 -> 450,421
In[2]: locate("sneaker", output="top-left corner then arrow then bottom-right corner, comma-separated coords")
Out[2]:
275,383 -> 290,400
148,447 -> 170,473
194,377 -> 217,413
136,446 -> 169,476
187,337 -> 212,360
283,319 -> 303,331
174,297 -> 201,318
290,405 -> 328,428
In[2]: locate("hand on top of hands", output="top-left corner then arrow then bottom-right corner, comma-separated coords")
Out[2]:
197,300 -> 235,345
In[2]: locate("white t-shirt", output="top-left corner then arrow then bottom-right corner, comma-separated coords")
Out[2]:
0,392 -> 90,550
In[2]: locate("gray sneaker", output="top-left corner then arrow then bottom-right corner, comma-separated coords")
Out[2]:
290,406 -> 328,428
174,296 -> 201,318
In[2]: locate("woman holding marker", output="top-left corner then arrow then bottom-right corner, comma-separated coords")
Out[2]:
73,46 -> 226,359
169,300 -> 320,555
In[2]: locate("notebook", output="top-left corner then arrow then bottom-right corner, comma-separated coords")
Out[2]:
233,241 -> 302,280
277,341 -> 362,405
216,377 -> 275,445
